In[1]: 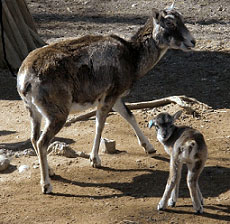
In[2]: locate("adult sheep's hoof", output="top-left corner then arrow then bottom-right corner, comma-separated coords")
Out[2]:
41,179 -> 53,194
90,154 -> 101,168
168,198 -> 176,207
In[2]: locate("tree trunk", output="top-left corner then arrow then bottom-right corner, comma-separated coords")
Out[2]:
0,0 -> 46,70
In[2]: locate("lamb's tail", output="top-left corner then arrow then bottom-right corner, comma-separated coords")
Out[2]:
185,140 -> 197,154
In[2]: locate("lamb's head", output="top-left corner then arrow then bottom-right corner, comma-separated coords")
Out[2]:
152,5 -> 195,52
148,111 -> 182,143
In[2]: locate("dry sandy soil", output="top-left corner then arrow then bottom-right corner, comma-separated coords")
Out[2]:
0,0 -> 230,223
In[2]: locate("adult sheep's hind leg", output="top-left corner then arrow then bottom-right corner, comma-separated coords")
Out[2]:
36,114 -> 68,194
29,105 -> 55,177
28,105 -> 41,157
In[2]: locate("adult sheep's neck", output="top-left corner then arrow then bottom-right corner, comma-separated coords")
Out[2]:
131,17 -> 168,78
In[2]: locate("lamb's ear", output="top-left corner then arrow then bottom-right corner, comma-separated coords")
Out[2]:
148,119 -> 156,129
152,8 -> 160,23
173,110 -> 183,121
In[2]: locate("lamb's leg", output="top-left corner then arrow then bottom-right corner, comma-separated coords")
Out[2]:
187,160 -> 204,214
158,158 -> 182,210
113,99 -> 156,154
90,103 -> 112,168
168,163 -> 182,207
197,183 -> 204,205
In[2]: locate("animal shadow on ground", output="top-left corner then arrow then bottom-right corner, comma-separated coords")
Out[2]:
51,155 -> 230,199
0,130 -> 17,136
165,204 -> 230,222
0,137 -> 74,151
50,156 -> 230,221
50,154 -> 230,221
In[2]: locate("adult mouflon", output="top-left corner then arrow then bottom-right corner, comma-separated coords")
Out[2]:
17,4 -> 196,193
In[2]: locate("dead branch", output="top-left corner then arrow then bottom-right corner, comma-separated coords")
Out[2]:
65,95 -> 211,126
65,110 -> 97,127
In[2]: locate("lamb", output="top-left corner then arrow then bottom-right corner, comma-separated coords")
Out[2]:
148,111 -> 208,213
17,4 -> 195,194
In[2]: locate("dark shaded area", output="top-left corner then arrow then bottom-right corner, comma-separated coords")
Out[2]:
33,13 -> 146,25
32,12 -> 230,27
0,164 -> 17,174
126,49 -> 230,109
1,49 -> 230,110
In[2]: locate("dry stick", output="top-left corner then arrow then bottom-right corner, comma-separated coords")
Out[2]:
65,95 -> 211,126
65,110 -> 97,127
2,1 -> 29,60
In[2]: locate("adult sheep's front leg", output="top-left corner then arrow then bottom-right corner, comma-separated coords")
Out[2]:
113,99 -> 156,154
90,103 -> 111,168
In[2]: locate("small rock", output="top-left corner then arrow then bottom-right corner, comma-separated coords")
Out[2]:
33,164 -> 39,169
0,155 -> 10,171
100,138 -> 116,154
23,148 -> 36,156
18,165 -> 30,173
48,141 -> 77,158
15,152 -> 20,158
0,149 -> 6,154
218,6 -> 223,11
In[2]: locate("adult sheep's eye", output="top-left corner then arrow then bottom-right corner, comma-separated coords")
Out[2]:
165,19 -> 176,29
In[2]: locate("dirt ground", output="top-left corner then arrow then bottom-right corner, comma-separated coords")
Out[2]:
0,0 -> 230,223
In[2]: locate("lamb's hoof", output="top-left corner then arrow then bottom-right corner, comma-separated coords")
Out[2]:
168,199 -> 176,207
143,143 -> 156,155
146,148 -> 157,155
195,206 -> 203,214
157,203 -> 165,211
201,199 -> 204,206
90,155 -> 101,168
41,183 -> 53,194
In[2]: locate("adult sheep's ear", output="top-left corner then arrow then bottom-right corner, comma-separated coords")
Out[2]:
148,119 -> 156,128
173,110 -> 183,121
166,0 -> 176,11
152,8 -> 160,23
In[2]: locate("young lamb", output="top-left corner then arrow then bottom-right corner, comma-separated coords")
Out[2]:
17,4 -> 195,194
149,111 -> 208,213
